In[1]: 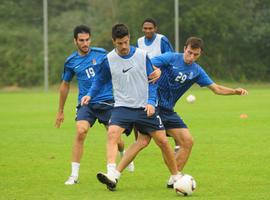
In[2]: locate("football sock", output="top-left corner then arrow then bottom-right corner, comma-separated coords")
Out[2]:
107,163 -> 121,179
172,173 -> 182,182
71,162 -> 80,177
107,163 -> 116,174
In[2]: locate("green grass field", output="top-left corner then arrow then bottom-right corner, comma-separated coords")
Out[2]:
0,84 -> 269,200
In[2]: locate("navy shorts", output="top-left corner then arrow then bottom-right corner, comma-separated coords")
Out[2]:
109,107 -> 164,135
157,107 -> 188,129
76,101 -> 113,127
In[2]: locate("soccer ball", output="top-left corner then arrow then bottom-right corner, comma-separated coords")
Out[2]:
186,94 -> 196,103
173,174 -> 196,196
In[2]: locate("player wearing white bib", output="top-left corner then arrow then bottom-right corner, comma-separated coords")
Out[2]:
81,23 -> 182,191
137,18 -> 174,59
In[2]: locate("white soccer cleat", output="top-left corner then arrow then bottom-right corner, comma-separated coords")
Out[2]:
126,161 -> 135,172
167,176 -> 174,188
97,172 -> 118,191
64,176 -> 78,185
167,172 -> 183,188
174,145 -> 180,153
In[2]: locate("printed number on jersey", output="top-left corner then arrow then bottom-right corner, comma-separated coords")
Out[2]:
85,67 -> 95,78
175,72 -> 187,83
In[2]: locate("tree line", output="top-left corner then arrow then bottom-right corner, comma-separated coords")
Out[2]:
0,0 -> 269,87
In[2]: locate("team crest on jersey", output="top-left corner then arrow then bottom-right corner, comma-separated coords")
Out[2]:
188,72 -> 194,79
92,59 -> 97,65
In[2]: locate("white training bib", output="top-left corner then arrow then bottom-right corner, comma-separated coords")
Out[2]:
137,33 -> 163,58
107,48 -> 149,108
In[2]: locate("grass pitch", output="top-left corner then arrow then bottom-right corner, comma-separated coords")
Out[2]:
0,84 -> 269,200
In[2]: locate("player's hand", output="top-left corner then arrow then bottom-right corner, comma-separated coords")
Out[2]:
148,66 -> 161,83
81,95 -> 91,105
235,88 -> 248,95
144,104 -> 155,117
55,111 -> 64,128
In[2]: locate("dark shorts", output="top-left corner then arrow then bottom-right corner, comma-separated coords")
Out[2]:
109,107 -> 164,135
157,107 -> 188,129
76,100 -> 114,127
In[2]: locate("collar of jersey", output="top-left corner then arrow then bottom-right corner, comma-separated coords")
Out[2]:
144,33 -> 157,46
116,46 -> 136,59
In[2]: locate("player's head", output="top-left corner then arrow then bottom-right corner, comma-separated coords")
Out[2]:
112,23 -> 130,56
183,37 -> 203,64
142,18 -> 157,39
73,25 -> 91,55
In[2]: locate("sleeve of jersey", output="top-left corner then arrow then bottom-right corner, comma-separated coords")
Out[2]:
135,41 -> 138,48
197,66 -> 214,87
146,56 -> 157,106
62,65 -> 74,82
161,37 -> 174,53
86,58 -> 111,97
151,53 -> 172,69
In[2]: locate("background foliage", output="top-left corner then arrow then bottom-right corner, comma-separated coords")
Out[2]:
0,0 -> 269,87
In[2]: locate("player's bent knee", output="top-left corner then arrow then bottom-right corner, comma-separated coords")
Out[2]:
155,137 -> 170,148
183,136 -> 194,149
107,130 -> 121,142
136,139 -> 150,149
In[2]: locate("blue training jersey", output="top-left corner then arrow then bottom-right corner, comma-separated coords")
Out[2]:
62,47 -> 113,104
151,52 -> 214,111
87,46 -> 157,107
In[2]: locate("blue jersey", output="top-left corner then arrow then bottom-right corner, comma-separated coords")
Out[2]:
62,47 -> 113,104
151,52 -> 214,111
87,46 -> 157,107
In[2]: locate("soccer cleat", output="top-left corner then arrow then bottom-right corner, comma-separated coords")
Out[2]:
174,145 -> 180,153
64,176 -> 78,185
167,176 -> 174,188
167,173 -> 183,188
96,172 -> 118,191
126,161 -> 135,172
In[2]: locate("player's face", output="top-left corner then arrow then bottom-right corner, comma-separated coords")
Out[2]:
74,33 -> 91,55
183,45 -> 201,65
113,35 -> 130,56
142,22 -> 157,39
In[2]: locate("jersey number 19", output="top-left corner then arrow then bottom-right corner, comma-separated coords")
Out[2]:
85,67 -> 95,78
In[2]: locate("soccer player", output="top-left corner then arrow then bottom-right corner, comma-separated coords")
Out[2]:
115,36 -> 248,188
81,23 -> 182,191
137,18 -> 174,59
55,25 -> 134,185
136,17 -> 176,145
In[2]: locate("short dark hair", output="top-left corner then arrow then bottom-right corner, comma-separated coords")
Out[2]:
112,23 -> 129,40
142,18 -> 157,27
185,37 -> 204,51
73,25 -> 91,39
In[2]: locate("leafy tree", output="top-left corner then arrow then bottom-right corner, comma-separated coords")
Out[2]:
0,0 -> 269,87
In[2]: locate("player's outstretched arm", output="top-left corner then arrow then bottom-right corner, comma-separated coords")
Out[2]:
55,81 -> 70,128
234,88 -> 248,95
208,83 -> 248,96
